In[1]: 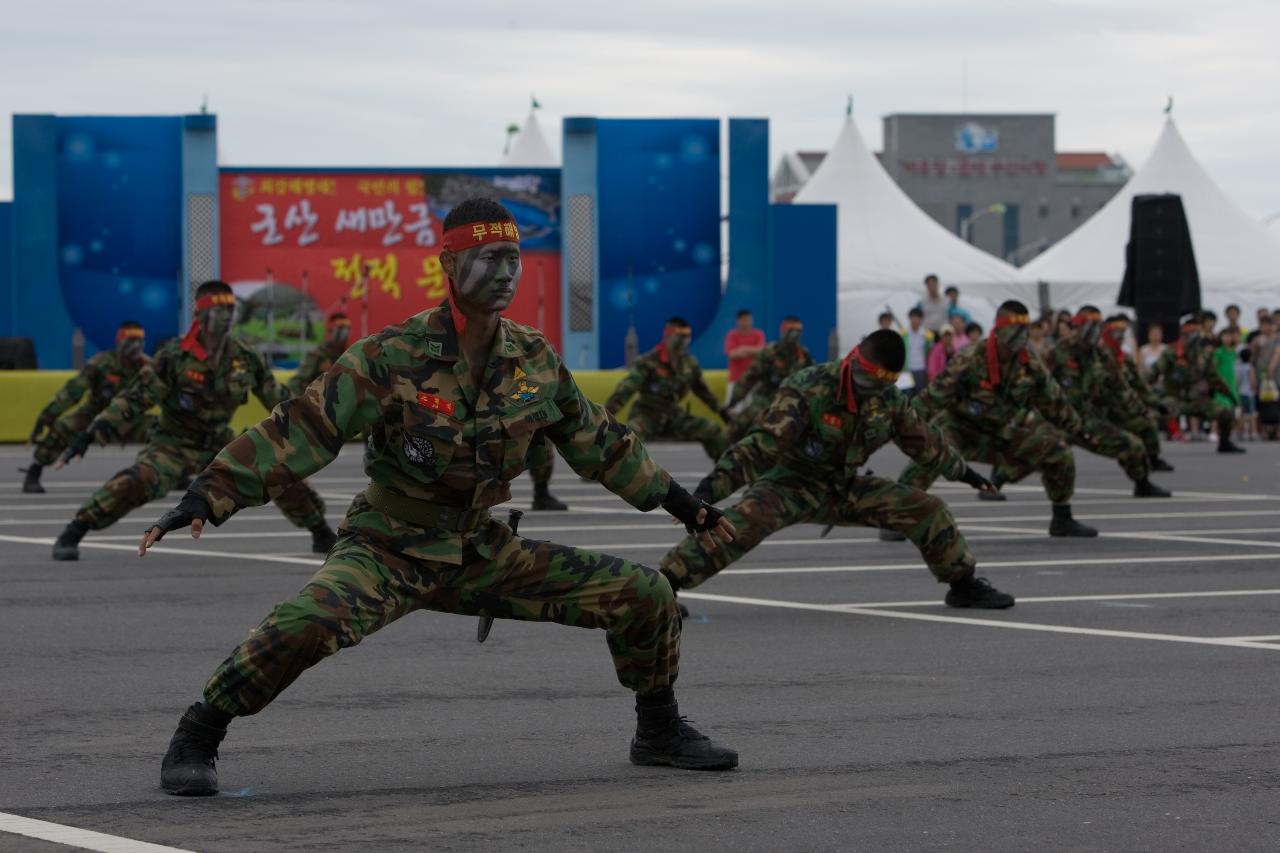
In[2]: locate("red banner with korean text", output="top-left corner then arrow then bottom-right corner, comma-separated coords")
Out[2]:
218,170 -> 562,360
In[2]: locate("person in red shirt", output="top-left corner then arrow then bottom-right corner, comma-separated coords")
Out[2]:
724,309 -> 766,402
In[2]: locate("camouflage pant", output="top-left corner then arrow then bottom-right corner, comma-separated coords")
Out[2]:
628,407 -> 727,461
999,415 -> 1148,485
74,432 -> 325,532
1173,396 -> 1235,433
660,470 -> 975,590
1120,414 -> 1162,459
203,519 -> 679,715
32,409 -> 153,466
901,413 -> 1075,504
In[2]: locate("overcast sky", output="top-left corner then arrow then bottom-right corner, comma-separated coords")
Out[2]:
3,0 -> 1279,219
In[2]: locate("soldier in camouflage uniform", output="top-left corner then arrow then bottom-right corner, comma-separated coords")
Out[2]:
142,200 -> 738,796
283,312 -> 351,397
1149,319 -> 1245,454
605,317 -> 730,460
988,307 -> 1171,499
50,281 -> 336,561
21,321 -> 153,493
1102,315 -> 1175,472
662,330 -> 1015,609
725,315 -> 814,441
893,300 -> 1097,537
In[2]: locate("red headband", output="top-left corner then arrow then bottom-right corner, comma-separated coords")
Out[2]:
836,346 -> 899,413
195,292 -> 235,311
327,317 -> 351,330
441,220 -> 520,253
985,313 -> 1031,388
1071,311 -> 1102,327
116,327 -> 144,343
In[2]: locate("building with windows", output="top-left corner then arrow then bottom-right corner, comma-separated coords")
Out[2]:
772,113 -> 1130,266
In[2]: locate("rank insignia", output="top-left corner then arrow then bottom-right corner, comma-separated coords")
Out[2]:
514,366 -> 527,380
417,392 -> 456,416
427,340 -> 443,357
510,379 -> 539,404
821,413 -> 843,429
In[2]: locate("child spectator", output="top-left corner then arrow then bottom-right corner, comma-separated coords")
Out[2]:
927,326 -> 957,381
1236,347 -> 1258,441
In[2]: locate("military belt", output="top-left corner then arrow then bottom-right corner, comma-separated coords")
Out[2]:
364,484 -> 490,532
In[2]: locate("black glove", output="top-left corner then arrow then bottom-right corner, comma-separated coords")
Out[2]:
717,406 -> 732,423
29,413 -> 53,444
662,481 -> 725,535
145,492 -> 213,543
959,466 -> 994,492
692,475 -> 715,504
59,424 -> 100,465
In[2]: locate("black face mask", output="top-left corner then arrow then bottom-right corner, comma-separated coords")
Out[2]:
116,335 -> 144,360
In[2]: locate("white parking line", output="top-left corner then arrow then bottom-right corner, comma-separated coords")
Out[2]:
717,552 -> 1280,576
677,591 -> 1280,652
827,588 -> 1280,609
0,534 -> 320,566
0,811 -> 195,853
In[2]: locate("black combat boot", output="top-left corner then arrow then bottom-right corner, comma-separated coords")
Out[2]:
1217,437 -> 1246,454
310,522 -> 338,554
630,689 -> 737,770
977,469 -> 1007,502
1133,478 -> 1172,498
1049,504 -> 1098,537
21,464 -> 46,494
51,520 -> 88,561
878,528 -> 907,542
1149,455 -> 1175,472
160,702 -> 231,796
531,482 -> 569,511
945,574 -> 1015,609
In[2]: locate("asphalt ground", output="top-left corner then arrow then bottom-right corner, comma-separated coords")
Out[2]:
2,438 -> 1279,852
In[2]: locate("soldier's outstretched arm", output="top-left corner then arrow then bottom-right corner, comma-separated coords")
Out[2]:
248,347 -> 291,409
701,385 -> 808,501
690,364 -> 723,415
544,358 -> 734,547
604,362 -> 644,416
59,357 -> 168,466
729,354 -> 764,407
141,338 -> 388,553
890,396 -> 967,482
37,362 -> 92,428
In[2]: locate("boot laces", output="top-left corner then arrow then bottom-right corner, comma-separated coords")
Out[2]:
172,734 -> 218,766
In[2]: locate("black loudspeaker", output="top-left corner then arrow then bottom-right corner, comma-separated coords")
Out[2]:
1119,194 -> 1201,335
0,338 -> 38,369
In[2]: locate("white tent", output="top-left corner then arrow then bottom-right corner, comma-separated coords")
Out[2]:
793,117 -> 1031,347
502,110 -> 557,168
1022,117 -> 1280,314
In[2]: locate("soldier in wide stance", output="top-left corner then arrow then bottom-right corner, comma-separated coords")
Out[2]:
605,317 -> 730,460
52,281 -> 335,560
143,199 -> 738,796
21,320 -> 152,494
661,330 -> 1014,610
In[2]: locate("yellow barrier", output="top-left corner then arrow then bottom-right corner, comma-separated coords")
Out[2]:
0,369 -> 730,443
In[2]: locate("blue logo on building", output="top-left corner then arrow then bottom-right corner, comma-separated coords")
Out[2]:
955,122 -> 999,154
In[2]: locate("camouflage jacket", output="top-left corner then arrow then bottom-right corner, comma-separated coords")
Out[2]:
91,335 -> 284,446
191,303 -> 671,564
728,341 -> 815,408
38,350 -> 149,423
1042,341 -> 1146,422
605,347 -> 721,417
1119,355 -> 1162,412
285,341 -> 345,397
1149,342 -> 1234,402
917,340 -> 1084,441
705,362 -> 966,501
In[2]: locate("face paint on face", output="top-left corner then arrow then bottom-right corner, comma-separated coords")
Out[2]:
996,323 -> 1030,354
201,305 -> 233,340
116,335 -> 144,360
666,330 -> 691,354
782,326 -> 804,344
451,239 -> 521,312
1079,322 -> 1101,347
328,325 -> 351,347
